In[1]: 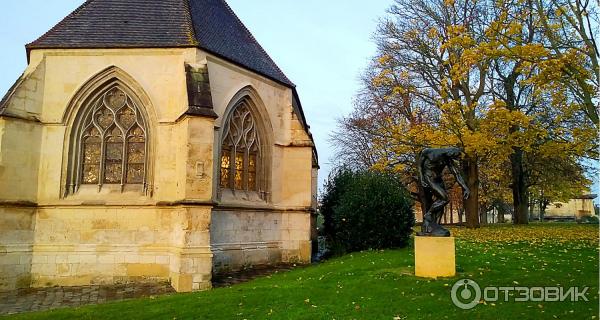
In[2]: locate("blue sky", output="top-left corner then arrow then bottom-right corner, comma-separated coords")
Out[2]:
0,1 -> 597,199
0,0 -> 393,190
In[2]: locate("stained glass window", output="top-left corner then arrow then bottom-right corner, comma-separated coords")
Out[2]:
248,153 -> 257,191
220,148 -> 231,188
234,152 -> 244,190
82,127 -> 101,184
104,127 -> 123,183
126,126 -> 145,184
220,100 -> 262,195
75,87 -> 148,189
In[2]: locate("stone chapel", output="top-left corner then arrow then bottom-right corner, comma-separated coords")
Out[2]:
0,0 -> 318,292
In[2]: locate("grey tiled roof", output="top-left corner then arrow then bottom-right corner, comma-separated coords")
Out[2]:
26,0 -> 293,87
188,0 -> 293,86
27,0 -> 197,48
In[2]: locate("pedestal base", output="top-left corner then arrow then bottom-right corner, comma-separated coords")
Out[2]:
414,236 -> 456,278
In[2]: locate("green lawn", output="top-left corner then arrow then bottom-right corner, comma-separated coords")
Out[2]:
4,224 -> 598,320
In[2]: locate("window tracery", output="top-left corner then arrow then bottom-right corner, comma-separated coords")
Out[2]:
72,86 -> 148,191
220,100 -> 263,196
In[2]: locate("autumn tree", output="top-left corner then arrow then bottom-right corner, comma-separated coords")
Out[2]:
528,152 -> 593,219
333,0 -> 499,227
331,59 -> 442,213
534,0 -> 599,125
373,0 -> 497,228
485,0 -> 598,223
332,0 -> 597,227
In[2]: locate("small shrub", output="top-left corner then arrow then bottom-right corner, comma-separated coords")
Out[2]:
579,215 -> 599,224
320,168 -> 415,256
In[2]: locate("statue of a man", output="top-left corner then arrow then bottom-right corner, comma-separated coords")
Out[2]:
418,147 -> 470,237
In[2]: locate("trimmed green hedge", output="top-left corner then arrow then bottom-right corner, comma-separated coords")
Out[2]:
320,169 -> 415,256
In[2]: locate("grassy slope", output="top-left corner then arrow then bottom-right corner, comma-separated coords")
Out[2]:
3,224 -> 598,320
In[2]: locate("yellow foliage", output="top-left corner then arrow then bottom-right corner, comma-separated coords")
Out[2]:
361,0 -> 597,209
427,27 -> 439,39
377,55 -> 392,66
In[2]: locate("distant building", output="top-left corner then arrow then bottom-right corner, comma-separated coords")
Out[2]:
544,194 -> 597,221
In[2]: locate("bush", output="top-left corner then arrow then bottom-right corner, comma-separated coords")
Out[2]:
320,168 -> 415,256
579,215 -> 599,224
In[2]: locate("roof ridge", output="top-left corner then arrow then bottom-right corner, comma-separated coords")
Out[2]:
216,0 -> 294,87
26,0 -> 97,48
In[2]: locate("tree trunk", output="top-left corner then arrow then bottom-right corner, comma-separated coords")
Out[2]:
511,147 -> 529,224
496,203 -> 506,223
504,70 -> 529,225
539,199 -> 548,221
463,155 -> 480,228
529,194 -> 535,221
480,203 -> 488,225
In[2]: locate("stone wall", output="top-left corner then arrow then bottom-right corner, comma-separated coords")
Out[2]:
211,209 -> 311,273
0,119 -> 42,203
25,206 -> 209,291
0,207 -> 35,291
168,207 -> 213,291
31,207 -> 169,288
0,47 -> 315,292
206,50 -> 315,273
0,62 -> 43,291
279,212 -> 312,264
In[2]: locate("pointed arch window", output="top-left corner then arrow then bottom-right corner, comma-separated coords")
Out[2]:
220,100 -> 263,196
70,86 -> 149,192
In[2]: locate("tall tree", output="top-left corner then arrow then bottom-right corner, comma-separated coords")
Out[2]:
486,0 -> 598,223
332,0 -> 597,227
372,0 -> 498,228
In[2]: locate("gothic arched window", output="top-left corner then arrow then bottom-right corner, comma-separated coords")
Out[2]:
70,86 -> 149,192
220,99 -> 263,196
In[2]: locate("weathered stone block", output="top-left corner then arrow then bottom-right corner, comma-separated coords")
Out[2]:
156,255 -> 169,265
126,263 -> 169,277
170,273 -> 193,292
98,255 -> 115,264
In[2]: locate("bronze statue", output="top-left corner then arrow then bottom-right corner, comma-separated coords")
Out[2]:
417,147 -> 470,237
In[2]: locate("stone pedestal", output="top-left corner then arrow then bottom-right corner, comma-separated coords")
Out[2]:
414,236 -> 455,278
